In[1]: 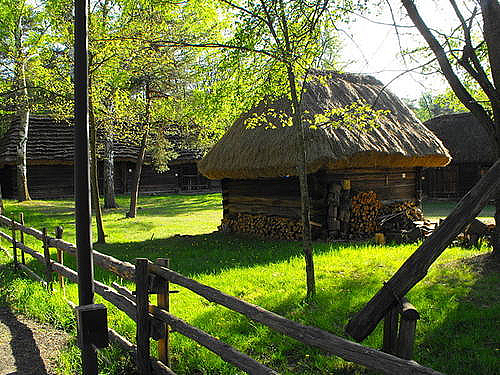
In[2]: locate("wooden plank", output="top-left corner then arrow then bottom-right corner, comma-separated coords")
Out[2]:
150,305 -> 279,375
55,226 -> 64,291
42,228 -> 53,291
135,259 -> 151,375
382,304 -> 399,355
107,328 -> 177,375
148,262 -> 443,375
345,159 -> 500,342
19,213 -> 25,265
11,222 -> 17,268
112,280 -> 277,375
0,215 -> 135,280
155,258 -> 170,367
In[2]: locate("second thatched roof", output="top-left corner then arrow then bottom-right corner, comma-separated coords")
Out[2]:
0,116 -> 201,166
199,71 -> 450,180
424,112 -> 497,164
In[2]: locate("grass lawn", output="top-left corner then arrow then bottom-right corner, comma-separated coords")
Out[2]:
0,194 -> 498,374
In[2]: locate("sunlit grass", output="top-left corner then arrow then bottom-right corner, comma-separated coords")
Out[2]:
0,194 -> 497,374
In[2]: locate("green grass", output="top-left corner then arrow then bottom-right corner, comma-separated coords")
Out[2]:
0,194 -> 498,374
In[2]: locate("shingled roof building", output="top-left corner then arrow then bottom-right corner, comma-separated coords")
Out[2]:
423,112 -> 497,199
0,116 -> 215,199
199,71 -> 450,240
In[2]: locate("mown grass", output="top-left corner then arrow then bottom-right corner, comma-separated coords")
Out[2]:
0,194 -> 498,374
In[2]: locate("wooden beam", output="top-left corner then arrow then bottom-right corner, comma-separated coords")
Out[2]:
345,159 -> 500,342
148,262 -> 443,375
0,215 -> 135,280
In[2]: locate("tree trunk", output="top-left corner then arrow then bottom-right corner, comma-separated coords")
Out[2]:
480,0 -> 500,257
103,134 -> 118,209
127,129 -> 148,218
89,99 -> 106,244
127,84 -> 151,219
286,65 -> 315,300
15,62 -> 31,202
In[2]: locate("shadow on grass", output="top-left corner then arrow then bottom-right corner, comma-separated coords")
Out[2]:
182,269 -> 384,374
2,193 -> 223,223
93,232 -> 344,278
415,254 -> 499,375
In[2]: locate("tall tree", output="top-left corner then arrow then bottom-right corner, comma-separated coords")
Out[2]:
148,0 -> 361,299
399,0 -> 500,256
0,0 -> 50,201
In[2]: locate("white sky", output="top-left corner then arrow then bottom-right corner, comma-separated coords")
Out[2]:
338,1 -> 471,101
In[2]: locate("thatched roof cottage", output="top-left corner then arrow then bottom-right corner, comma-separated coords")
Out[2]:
199,71 -> 450,240
0,116 -> 215,198
423,112 -> 497,199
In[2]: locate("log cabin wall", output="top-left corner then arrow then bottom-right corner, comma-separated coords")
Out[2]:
422,162 -> 489,199
220,168 -> 418,241
221,174 -> 327,224
28,165 -> 74,198
0,166 -> 16,198
319,168 -> 417,203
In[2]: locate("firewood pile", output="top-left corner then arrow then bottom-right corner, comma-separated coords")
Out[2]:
345,190 -> 427,242
219,213 -> 303,240
349,191 -> 382,235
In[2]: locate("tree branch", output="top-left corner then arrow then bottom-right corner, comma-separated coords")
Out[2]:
401,0 -> 495,138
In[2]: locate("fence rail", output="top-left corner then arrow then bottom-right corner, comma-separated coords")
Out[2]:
0,213 -> 443,375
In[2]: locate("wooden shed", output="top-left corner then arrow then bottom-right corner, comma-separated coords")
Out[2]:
199,71 -> 450,240
0,116 -> 215,199
422,113 -> 497,199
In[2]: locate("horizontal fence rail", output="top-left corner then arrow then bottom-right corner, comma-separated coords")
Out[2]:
0,215 -> 135,280
0,213 -> 444,375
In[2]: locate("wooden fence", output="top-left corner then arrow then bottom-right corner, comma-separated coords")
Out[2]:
0,213 -> 443,375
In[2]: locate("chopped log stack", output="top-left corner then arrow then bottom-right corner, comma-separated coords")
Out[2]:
220,213 -> 304,240
349,191 -> 382,236
219,180 -> 427,243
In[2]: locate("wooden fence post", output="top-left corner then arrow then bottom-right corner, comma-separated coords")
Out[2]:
55,226 -> 64,292
382,304 -> 399,354
136,258 -> 151,375
42,228 -> 53,291
155,258 -> 170,367
11,221 -> 17,268
396,298 -> 420,360
19,213 -> 25,265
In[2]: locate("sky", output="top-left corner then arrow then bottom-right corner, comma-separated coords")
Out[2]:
338,1 -> 473,101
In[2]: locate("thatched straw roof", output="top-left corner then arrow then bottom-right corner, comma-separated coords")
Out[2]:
0,116 -> 201,166
199,71 -> 450,180
424,112 -> 497,164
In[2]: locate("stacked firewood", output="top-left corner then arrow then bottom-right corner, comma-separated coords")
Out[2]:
219,213 -> 303,240
349,191 -> 382,235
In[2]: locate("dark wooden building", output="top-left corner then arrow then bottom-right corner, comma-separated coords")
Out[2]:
423,113 -> 497,199
0,116 -> 217,199
199,71 -> 450,240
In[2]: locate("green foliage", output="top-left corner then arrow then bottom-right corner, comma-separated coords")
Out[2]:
404,92 -> 457,122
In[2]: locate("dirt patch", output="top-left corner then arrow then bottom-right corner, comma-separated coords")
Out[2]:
0,307 -> 70,375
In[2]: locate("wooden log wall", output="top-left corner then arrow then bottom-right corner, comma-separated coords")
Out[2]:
222,169 -> 419,240
320,168 -> 417,202
0,166 -> 16,198
221,175 -> 327,240
29,165 -> 74,198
